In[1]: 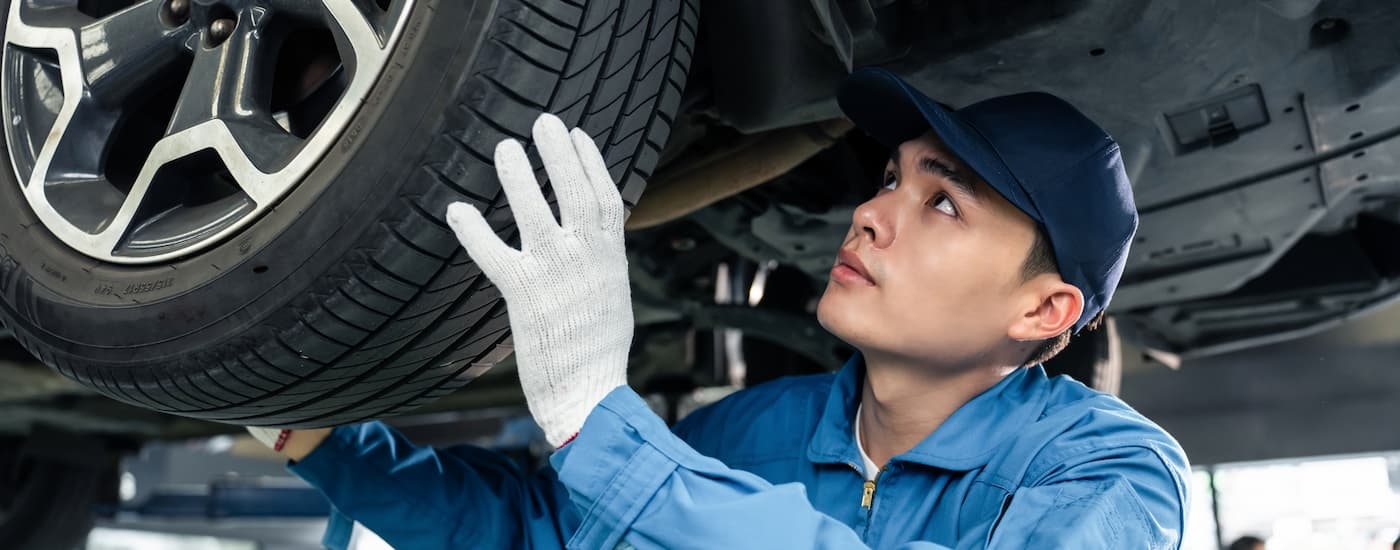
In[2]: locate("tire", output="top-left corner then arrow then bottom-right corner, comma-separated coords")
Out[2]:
0,438 -> 109,550
1042,316 -> 1123,395
0,0 -> 698,427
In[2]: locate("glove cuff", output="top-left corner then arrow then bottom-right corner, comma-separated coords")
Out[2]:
247,427 -> 293,452
533,377 -> 627,448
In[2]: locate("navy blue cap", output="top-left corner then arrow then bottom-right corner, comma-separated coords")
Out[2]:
837,67 -> 1138,332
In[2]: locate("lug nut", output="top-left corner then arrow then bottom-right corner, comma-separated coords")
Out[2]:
208,18 -> 236,46
162,0 -> 189,25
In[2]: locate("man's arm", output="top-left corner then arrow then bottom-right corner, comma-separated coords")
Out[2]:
552,386 -> 1186,550
285,422 -> 575,550
985,473 -> 1181,548
273,428 -> 333,462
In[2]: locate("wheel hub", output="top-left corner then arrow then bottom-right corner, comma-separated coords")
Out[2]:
2,0 -> 415,264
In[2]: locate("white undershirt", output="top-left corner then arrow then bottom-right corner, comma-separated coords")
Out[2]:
853,403 -> 880,481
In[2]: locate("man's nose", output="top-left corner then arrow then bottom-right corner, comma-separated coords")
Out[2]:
852,195 -> 895,249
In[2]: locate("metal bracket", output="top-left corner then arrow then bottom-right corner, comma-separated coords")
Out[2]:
1163,84 -> 1271,153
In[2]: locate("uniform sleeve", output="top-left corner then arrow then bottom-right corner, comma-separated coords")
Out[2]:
551,386 -> 946,550
551,387 -> 1187,550
986,435 -> 1189,549
288,421 -> 576,550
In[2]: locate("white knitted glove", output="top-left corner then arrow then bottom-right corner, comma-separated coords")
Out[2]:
445,114 -> 631,447
247,426 -> 283,448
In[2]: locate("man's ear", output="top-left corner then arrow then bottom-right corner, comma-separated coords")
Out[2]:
1008,275 -> 1084,341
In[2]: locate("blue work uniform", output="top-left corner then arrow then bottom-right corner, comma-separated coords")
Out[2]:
289,357 -> 1190,549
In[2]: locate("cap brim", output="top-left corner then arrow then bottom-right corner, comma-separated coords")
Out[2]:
837,68 -> 1041,224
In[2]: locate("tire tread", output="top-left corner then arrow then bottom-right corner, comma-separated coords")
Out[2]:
18,0 -> 698,427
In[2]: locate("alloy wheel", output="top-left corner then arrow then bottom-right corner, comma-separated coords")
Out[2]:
2,0 -> 414,263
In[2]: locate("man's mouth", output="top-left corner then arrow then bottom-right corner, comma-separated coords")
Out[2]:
832,249 -> 876,286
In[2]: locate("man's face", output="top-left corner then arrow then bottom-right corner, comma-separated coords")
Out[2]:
816,132 -> 1041,370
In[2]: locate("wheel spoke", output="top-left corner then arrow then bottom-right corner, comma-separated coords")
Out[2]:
38,103 -> 123,232
165,17 -> 262,135
77,0 -> 194,108
97,126 -> 264,255
9,2 -> 90,39
322,0 -> 386,65
165,13 -> 301,173
96,173 -> 153,252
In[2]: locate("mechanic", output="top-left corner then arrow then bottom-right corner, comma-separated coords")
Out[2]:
249,67 -> 1190,549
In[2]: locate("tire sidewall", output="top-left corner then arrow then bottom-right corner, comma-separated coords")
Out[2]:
0,0 -> 488,360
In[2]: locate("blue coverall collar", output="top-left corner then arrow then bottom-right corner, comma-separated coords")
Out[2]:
806,353 -> 1053,472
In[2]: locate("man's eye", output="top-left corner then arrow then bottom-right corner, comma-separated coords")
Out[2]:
929,193 -> 958,216
881,172 -> 897,191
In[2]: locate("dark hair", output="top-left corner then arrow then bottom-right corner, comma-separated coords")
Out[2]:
1228,535 -> 1265,550
1019,226 -> 1104,366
